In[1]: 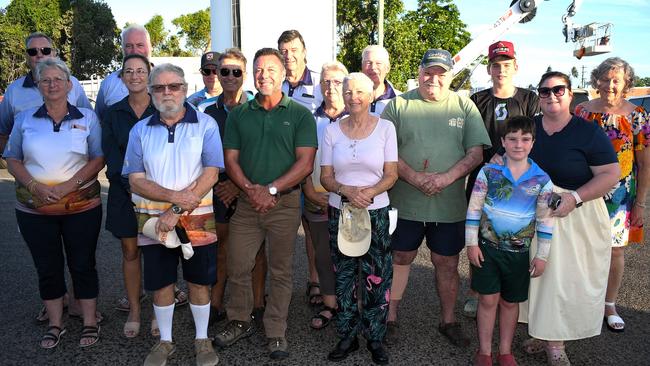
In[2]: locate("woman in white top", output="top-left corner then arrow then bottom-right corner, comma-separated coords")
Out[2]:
320,72 -> 398,364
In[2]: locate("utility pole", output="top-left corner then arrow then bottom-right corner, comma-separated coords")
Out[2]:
378,0 -> 384,46
580,65 -> 587,88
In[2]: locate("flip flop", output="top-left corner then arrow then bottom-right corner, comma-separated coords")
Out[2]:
115,293 -> 147,312
123,321 -> 141,338
40,325 -> 66,349
79,325 -> 100,348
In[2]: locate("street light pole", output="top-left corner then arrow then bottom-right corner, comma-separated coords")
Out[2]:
378,0 -> 384,46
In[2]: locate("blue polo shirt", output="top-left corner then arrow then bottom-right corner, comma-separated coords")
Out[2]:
282,67 -> 323,113
370,80 -> 400,117
0,73 -> 92,136
95,69 -> 127,121
187,88 -> 219,112
122,103 -> 224,246
4,103 -> 103,215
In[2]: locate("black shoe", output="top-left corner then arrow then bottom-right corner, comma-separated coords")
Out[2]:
328,336 -> 359,362
251,306 -> 265,329
208,308 -> 227,326
366,340 -> 389,365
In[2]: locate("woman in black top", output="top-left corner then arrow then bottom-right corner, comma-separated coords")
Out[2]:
102,54 -> 155,338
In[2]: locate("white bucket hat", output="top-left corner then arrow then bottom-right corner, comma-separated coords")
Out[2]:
142,218 -> 194,259
337,204 -> 371,257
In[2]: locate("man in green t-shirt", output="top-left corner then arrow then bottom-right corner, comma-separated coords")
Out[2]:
214,48 -> 317,360
381,49 -> 491,347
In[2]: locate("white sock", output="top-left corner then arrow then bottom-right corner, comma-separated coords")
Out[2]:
153,303 -> 175,342
190,302 -> 211,339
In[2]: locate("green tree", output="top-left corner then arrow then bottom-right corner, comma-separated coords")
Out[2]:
68,0 -> 120,79
634,77 -> 650,87
172,8 -> 211,54
145,15 -> 168,54
336,0 -> 471,90
159,34 -> 193,57
0,11 -> 28,92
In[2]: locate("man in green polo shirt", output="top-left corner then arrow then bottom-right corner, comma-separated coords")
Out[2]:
381,49 -> 491,347
214,47 -> 317,360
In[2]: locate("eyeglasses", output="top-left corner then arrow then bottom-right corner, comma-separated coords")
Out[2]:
200,68 -> 218,76
27,47 -> 53,56
322,79 -> 343,87
219,68 -> 243,78
538,85 -> 567,98
123,68 -> 148,77
39,77 -> 66,86
150,83 -> 185,93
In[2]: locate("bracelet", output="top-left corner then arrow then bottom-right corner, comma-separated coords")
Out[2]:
635,201 -> 647,208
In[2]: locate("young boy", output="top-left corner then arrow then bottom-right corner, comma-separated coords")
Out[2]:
465,116 -> 554,366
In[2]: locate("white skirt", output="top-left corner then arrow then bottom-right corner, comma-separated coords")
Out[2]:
519,188 -> 611,341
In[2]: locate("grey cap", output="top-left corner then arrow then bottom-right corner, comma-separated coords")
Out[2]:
420,49 -> 453,71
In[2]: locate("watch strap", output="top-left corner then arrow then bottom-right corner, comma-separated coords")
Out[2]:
571,191 -> 583,207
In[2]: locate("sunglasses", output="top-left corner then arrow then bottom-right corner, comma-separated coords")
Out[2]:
219,68 -> 243,78
200,68 -> 218,76
538,85 -> 567,98
150,83 -> 185,93
27,47 -> 53,56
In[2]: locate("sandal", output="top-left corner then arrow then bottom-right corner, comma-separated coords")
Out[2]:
115,293 -> 147,312
151,318 -> 160,337
175,289 -> 188,307
522,337 -> 546,354
69,310 -> 105,324
604,302 -> 625,333
545,343 -> 571,366
36,304 -> 68,323
40,325 -> 66,349
438,322 -> 470,348
123,320 -> 141,338
79,325 -> 100,348
310,306 -> 337,330
306,282 -> 323,307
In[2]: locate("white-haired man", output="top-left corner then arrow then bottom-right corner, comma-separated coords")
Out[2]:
361,45 -> 401,117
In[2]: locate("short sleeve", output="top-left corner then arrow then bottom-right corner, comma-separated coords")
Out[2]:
85,111 -> 103,159
382,119 -> 398,162
320,124 -> 334,166
294,108 -> 318,148
0,90 -> 15,136
71,77 -> 93,110
201,116 -> 225,169
222,110 -> 241,150
631,107 -> 650,150
380,98 -> 398,124
587,124 -> 618,166
3,112 -> 24,160
461,97 -> 491,150
122,124 -> 145,176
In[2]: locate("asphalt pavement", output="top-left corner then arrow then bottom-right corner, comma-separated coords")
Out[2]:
0,170 -> 648,365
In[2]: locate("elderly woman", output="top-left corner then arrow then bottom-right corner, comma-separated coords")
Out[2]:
575,57 -> 650,333
102,54 -> 155,338
4,58 -> 104,348
511,72 -> 620,365
320,72 -> 398,364
304,61 -> 348,330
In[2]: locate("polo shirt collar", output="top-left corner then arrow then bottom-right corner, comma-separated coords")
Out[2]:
33,102 -> 84,120
250,93 -> 291,110
298,68 -> 315,86
375,80 -> 398,101
147,102 -> 198,126
114,95 -> 155,115
496,158 -> 546,185
22,73 -> 37,88
314,102 -> 347,121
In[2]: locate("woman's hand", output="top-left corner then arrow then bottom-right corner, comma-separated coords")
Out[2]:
550,192 -> 576,217
466,246 -> 484,268
51,180 -> 77,199
341,185 -> 373,209
631,203 -> 644,227
31,182 -> 62,204
530,258 -> 547,278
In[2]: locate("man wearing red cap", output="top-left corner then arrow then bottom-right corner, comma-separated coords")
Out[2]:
463,41 -> 540,318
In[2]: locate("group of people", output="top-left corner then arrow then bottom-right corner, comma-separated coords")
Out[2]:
0,23 -> 648,366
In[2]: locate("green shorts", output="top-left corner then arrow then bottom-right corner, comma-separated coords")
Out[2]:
470,242 -> 530,303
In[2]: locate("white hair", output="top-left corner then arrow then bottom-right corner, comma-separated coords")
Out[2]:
361,45 -> 390,65
120,24 -> 151,56
344,72 -> 374,95
320,61 -> 349,81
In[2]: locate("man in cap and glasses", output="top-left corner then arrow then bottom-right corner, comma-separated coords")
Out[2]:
187,51 -> 223,112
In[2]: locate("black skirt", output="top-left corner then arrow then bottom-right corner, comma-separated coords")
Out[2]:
105,179 -> 138,239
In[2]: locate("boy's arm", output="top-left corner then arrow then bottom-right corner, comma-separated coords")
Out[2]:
465,168 -> 489,247
534,180 -> 555,261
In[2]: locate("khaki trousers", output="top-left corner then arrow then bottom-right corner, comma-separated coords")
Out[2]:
226,189 -> 301,337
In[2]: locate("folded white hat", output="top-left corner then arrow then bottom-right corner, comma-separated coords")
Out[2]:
337,204 -> 371,257
142,218 -> 194,259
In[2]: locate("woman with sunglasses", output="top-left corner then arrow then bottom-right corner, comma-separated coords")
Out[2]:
4,58 -> 104,349
203,48 -> 269,327
513,72 -> 620,365
574,58 -> 650,335
187,51 -> 223,112
102,54 -> 156,338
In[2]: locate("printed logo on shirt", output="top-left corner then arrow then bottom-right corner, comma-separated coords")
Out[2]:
448,117 -> 464,128
283,121 -> 291,126
524,183 -> 541,196
495,103 -> 508,121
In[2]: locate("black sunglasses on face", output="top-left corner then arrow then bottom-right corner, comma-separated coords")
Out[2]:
200,68 -> 218,76
27,47 -> 53,56
538,85 -> 567,98
219,68 -> 243,78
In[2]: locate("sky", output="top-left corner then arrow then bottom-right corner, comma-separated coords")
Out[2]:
2,0 -> 648,88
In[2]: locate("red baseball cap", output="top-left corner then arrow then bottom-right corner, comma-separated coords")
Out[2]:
488,41 -> 515,61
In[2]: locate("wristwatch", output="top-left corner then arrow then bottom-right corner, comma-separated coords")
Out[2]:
570,191 -> 583,208
171,204 -> 183,214
268,185 -> 278,196
75,178 -> 84,186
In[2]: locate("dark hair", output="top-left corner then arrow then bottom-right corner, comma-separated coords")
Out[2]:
219,48 -> 247,68
537,71 -> 572,90
277,29 -> 306,49
502,116 -> 535,139
121,54 -> 151,75
253,48 -> 285,69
